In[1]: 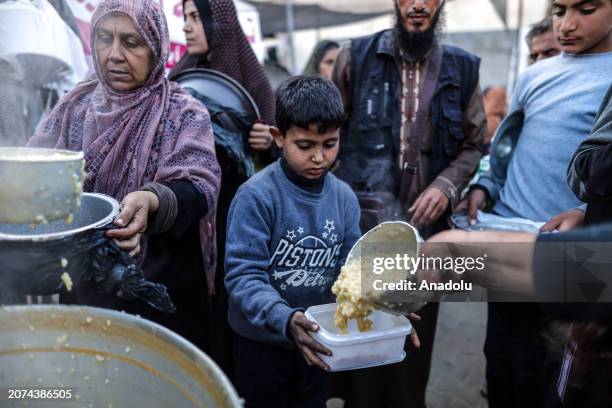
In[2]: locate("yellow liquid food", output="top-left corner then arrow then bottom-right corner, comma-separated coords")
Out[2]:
332,222 -> 421,334
332,256 -> 374,334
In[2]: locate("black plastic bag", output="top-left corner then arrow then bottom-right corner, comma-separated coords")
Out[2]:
0,223 -> 175,314
185,88 -> 255,179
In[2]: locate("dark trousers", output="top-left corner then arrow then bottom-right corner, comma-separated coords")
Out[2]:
329,302 -> 439,408
234,334 -> 328,408
484,303 -> 547,408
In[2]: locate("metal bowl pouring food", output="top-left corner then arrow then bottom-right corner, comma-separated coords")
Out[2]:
0,147 -> 84,224
345,221 -> 423,264
0,305 -> 243,407
345,221 -> 427,316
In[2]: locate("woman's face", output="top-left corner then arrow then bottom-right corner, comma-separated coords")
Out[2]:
95,14 -> 154,92
318,47 -> 338,80
183,0 -> 209,54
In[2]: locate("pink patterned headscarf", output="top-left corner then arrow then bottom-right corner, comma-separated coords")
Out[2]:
29,0 -> 221,294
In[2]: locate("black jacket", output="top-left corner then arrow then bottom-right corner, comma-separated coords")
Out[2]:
334,30 -> 480,195
567,85 -> 612,224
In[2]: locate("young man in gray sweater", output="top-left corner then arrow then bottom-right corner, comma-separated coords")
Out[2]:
459,2 -> 612,406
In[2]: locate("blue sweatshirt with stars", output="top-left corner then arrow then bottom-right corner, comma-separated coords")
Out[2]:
224,159 -> 361,347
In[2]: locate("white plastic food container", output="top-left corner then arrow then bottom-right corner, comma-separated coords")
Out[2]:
305,303 -> 412,371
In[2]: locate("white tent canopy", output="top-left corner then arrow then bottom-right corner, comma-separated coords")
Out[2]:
248,0 -> 550,31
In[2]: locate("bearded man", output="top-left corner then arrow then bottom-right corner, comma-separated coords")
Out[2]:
331,0 -> 486,406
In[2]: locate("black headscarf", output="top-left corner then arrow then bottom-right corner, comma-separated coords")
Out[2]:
169,0 -> 276,124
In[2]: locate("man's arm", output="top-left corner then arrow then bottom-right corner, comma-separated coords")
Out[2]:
567,86 -> 612,202
224,187 -> 300,345
430,83 -> 486,207
424,230 -> 537,297
426,224 -> 612,321
410,82 -> 487,227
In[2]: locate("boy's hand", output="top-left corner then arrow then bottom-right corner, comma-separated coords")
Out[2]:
456,188 -> 487,225
289,311 -> 332,371
540,208 -> 585,232
407,313 -> 422,349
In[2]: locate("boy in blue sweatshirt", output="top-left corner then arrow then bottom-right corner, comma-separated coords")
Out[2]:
225,76 -> 361,407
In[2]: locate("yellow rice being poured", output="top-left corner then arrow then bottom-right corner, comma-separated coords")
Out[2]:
332,256 -> 374,334
332,223 -> 420,334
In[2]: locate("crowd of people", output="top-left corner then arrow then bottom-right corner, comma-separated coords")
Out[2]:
14,0 -> 612,407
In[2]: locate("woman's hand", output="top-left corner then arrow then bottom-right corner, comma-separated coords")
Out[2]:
106,191 -> 159,257
249,122 -> 273,152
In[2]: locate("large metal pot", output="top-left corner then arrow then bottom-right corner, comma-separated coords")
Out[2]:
0,147 -> 84,224
0,305 -> 243,407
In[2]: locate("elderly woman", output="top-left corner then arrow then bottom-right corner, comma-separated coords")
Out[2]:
303,40 -> 340,80
28,0 -> 221,352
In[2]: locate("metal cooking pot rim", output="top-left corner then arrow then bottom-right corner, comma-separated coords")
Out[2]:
0,305 -> 242,408
0,193 -> 119,241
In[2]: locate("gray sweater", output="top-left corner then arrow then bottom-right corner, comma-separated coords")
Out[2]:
477,52 -> 612,222
224,161 -> 361,347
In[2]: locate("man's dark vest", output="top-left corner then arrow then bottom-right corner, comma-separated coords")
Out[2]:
334,30 -> 481,196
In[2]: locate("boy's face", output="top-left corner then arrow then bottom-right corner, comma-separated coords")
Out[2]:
273,124 -> 339,180
552,0 -> 612,54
